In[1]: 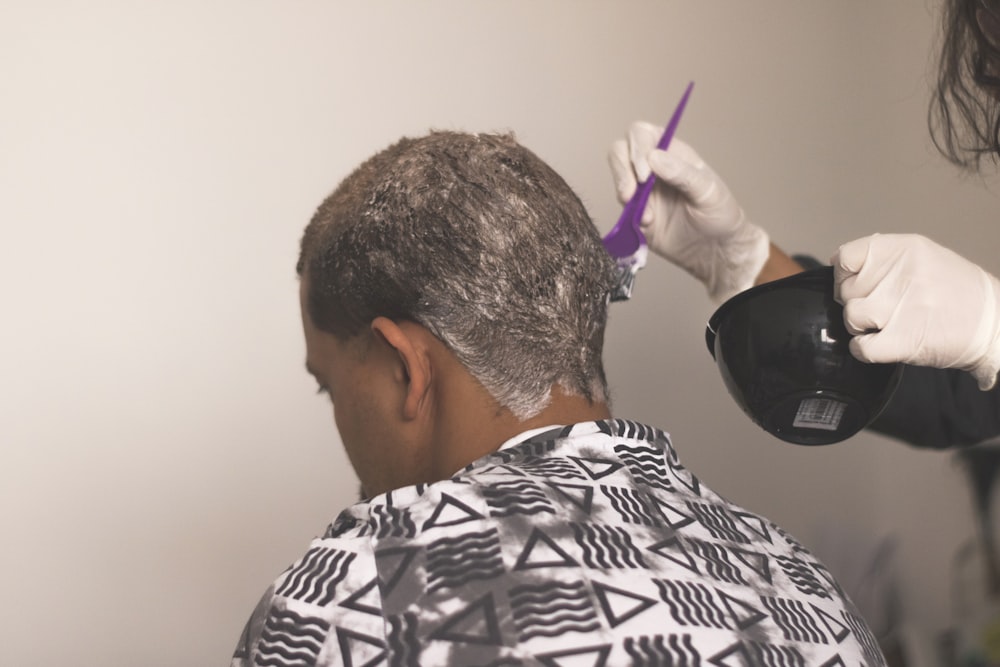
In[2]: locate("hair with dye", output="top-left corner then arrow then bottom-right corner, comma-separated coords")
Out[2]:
297,130 -> 616,419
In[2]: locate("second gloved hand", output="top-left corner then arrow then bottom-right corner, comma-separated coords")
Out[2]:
608,122 -> 770,304
832,233 -> 1000,390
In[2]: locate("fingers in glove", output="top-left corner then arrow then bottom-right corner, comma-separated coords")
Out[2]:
831,234 -> 878,303
848,331 -> 897,364
842,298 -> 885,336
608,139 -> 638,204
646,141 -> 718,207
626,121 -> 663,183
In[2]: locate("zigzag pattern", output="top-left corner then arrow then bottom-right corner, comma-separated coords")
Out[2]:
571,522 -> 647,569
762,597 -> 828,644
624,634 -> 699,667
654,579 -> 730,629
481,478 -> 556,517
275,547 -> 356,606
426,528 -> 504,593
256,607 -> 328,667
509,580 -> 600,641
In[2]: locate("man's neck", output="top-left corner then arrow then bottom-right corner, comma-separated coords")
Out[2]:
514,388 -> 612,433
432,381 -> 610,478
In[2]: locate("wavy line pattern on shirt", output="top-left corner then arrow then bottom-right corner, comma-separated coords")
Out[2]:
368,504 -> 417,539
686,502 -> 750,544
709,640 -> 806,667
752,641 -> 807,667
256,607 -> 328,667
654,579 -> 730,629
624,634 -> 698,667
762,597 -> 828,644
842,610 -> 885,665
614,443 -> 674,491
687,539 -> 748,586
426,528 -> 504,594
513,456 -> 588,481
571,523 -> 647,569
386,612 -> 420,667
606,418 -> 657,441
509,580 -> 600,641
275,548 -> 356,606
775,555 -> 832,599
495,440 -> 558,462
481,478 -> 556,517
600,484 -> 658,525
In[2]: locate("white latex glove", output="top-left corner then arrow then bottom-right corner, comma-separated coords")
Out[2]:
608,121 -> 770,304
832,233 -> 1000,390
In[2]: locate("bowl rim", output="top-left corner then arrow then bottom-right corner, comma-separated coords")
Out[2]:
705,265 -> 834,358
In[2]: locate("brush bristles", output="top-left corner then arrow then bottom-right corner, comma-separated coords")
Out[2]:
608,246 -> 648,302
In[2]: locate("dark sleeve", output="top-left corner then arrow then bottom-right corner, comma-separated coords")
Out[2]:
869,365 -> 1000,448
793,254 -> 1000,449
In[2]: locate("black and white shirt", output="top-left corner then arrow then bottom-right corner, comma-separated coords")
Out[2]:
232,419 -> 885,666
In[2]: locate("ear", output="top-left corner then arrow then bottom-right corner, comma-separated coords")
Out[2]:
369,317 -> 432,421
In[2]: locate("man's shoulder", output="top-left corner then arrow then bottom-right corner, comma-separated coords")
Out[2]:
352,418 -> 695,543
237,418 -> 885,666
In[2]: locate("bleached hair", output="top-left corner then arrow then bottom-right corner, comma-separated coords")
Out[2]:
297,130 -> 615,419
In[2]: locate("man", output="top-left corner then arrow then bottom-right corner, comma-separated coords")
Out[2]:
232,130 -> 884,665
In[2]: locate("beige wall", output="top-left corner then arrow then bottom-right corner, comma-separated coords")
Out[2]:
2,1 -> 997,664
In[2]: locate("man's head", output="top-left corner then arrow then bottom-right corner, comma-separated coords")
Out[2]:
297,130 -> 616,494
931,0 -> 1000,168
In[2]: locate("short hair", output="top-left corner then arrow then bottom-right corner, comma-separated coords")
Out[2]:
297,130 -> 616,419
929,0 -> 1000,169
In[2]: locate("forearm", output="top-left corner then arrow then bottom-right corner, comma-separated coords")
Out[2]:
753,243 -> 805,286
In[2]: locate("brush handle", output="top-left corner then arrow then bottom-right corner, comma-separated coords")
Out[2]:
603,81 -> 694,259
628,81 -> 694,233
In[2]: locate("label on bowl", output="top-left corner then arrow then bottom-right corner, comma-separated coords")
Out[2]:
792,398 -> 847,431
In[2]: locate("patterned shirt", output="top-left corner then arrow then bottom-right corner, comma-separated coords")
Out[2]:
231,419 -> 886,666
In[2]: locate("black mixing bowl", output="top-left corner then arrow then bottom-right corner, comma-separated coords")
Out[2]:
705,266 -> 903,445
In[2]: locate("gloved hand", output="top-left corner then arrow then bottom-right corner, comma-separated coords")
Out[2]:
832,233 -> 1000,390
608,122 -> 770,304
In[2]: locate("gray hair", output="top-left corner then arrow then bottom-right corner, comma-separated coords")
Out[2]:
297,130 -> 615,419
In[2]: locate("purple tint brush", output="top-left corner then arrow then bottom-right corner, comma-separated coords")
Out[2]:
604,81 -> 694,301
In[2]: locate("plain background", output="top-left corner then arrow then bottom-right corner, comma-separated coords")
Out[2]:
3,1 -> 1000,665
